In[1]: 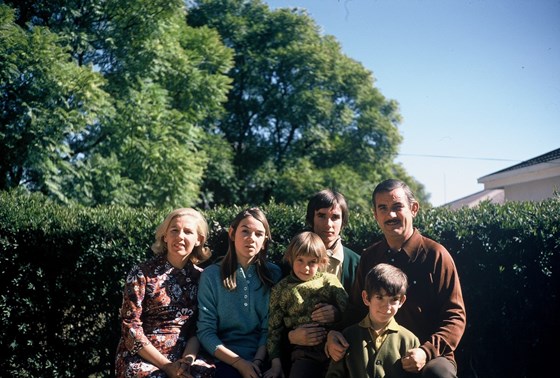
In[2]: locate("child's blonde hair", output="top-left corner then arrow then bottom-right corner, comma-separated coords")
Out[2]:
283,231 -> 329,271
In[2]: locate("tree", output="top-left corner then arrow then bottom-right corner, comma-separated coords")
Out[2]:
0,5 -> 113,201
2,0 -> 234,207
2,0 -> 430,210
187,0 -> 428,210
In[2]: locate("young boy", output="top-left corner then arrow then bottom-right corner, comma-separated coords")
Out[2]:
266,232 -> 348,378
325,263 -> 419,378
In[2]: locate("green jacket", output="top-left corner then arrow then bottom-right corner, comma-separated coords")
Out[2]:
267,271 -> 348,360
326,316 -> 419,378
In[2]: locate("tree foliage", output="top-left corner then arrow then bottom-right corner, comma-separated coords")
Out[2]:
1,0 -> 233,208
0,5 -> 112,200
1,0 -> 429,210
187,0 -> 428,210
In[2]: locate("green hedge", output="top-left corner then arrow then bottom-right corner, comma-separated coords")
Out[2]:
1,190 -> 558,377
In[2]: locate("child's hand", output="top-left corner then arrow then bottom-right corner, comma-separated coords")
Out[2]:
402,348 -> 427,373
263,358 -> 284,378
235,358 -> 261,378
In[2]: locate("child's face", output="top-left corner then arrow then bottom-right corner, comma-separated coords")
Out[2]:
292,254 -> 320,282
361,288 -> 406,328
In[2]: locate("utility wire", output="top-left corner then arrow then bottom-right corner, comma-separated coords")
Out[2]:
398,153 -> 521,162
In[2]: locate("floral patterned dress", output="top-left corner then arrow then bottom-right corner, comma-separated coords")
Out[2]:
115,255 -> 211,377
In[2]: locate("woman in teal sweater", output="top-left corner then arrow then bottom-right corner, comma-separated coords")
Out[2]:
197,207 -> 282,378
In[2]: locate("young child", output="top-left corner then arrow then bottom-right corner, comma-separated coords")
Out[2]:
266,231 -> 348,378
325,263 -> 420,378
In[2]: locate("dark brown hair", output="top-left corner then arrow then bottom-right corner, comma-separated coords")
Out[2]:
305,189 -> 349,229
220,207 -> 276,291
364,263 -> 408,298
371,179 -> 417,209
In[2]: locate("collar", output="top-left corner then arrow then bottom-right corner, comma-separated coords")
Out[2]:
287,270 -> 323,283
386,228 -> 423,262
327,238 -> 344,261
358,315 -> 400,333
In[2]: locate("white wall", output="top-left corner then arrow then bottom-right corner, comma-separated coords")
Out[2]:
504,176 -> 560,201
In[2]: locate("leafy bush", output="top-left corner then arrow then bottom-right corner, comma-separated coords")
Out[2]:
1,191 -> 558,377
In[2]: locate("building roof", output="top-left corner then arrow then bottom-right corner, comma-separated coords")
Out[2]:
478,147 -> 560,179
442,189 -> 504,210
441,147 -> 560,209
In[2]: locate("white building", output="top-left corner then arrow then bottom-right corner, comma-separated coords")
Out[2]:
443,148 -> 560,209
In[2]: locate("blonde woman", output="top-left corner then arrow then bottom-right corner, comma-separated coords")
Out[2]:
115,208 -> 214,378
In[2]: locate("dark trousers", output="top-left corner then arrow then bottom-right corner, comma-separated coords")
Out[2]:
421,357 -> 458,378
288,344 -> 328,378
215,361 -> 242,378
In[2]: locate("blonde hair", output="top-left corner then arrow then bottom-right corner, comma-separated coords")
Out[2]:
151,208 -> 212,265
283,231 -> 328,271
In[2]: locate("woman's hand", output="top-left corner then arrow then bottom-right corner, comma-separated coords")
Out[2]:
288,323 -> 327,347
234,358 -> 262,378
162,359 -> 191,378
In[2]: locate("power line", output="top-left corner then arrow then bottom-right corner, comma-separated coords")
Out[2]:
397,153 -> 521,162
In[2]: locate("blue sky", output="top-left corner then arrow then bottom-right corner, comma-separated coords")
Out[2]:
265,0 -> 560,206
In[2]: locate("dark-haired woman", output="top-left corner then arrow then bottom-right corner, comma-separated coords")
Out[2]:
197,207 -> 282,378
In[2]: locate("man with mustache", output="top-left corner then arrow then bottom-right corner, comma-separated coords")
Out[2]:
326,179 -> 466,378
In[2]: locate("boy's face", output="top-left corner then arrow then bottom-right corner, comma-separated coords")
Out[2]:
313,204 -> 343,249
292,254 -> 320,282
362,288 -> 406,328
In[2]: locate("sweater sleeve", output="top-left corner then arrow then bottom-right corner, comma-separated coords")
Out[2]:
266,280 -> 286,359
119,264 -> 150,355
325,273 -> 349,329
420,241 -> 467,361
196,266 -> 223,356
259,263 -> 283,348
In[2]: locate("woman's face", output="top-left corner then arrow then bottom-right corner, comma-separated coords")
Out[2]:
231,216 -> 267,265
164,215 -> 200,260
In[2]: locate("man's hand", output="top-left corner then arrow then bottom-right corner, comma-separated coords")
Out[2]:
288,323 -> 326,346
401,347 -> 427,373
310,303 -> 338,324
325,330 -> 349,362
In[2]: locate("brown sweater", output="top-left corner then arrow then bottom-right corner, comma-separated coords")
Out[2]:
348,228 -> 466,365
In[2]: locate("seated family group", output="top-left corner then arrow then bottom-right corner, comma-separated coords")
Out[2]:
114,179 -> 467,378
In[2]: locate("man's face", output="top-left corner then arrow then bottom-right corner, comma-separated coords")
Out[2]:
373,187 -> 418,242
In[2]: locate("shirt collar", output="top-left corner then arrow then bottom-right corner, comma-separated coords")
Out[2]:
358,315 -> 400,333
327,238 -> 344,261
